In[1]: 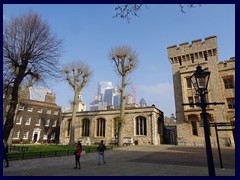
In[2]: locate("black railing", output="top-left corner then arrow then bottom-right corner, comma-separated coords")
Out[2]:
7,146 -> 113,161
9,145 -> 29,152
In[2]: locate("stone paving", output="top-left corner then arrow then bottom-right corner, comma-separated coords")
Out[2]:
3,145 -> 235,176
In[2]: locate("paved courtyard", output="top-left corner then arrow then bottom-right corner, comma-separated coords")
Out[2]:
3,145 -> 235,176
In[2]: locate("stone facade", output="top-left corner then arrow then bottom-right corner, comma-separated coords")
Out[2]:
167,36 -> 235,147
60,106 -> 164,146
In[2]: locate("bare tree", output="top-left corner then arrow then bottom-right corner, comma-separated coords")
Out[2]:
3,11 -> 63,142
109,46 -> 138,146
114,4 -> 201,23
63,61 -> 92,145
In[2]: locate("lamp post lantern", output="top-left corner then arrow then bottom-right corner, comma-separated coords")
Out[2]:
191,65 -> 216,176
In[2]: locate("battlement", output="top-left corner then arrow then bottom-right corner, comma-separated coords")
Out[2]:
167,36 -> 218,59
218,57 -> 235,70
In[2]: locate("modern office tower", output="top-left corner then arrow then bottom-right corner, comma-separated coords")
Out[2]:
29,86 -> 51,101
90,81 -> 121,110
125,94 -> 133,105
104,88 -> 114,106
97,81 -> 113,101
139,98 -> 147,107
167,36 -> 235,146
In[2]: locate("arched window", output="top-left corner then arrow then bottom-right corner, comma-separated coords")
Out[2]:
82,119 -> 90,136
67,119 -> 71,137
113,117 -> 120,137
135,116 -> 147,136
96,118 -> 105,137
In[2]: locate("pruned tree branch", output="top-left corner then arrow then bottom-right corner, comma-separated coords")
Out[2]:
114,4 -> 201,23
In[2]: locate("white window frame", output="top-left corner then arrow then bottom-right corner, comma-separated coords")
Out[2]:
46,110 -> 51,114
25,117 -> 31,125
16,116 -> 22,125
52,120 -> 57,127
18,105 -> 24,111
36,118 -> 41,126
45,119 -> 50,127
43,132 -> 48,140
23,131 -> 29,139
27,107 -> 33,112
37,108 -> 43,113
13,131 -> 20,139
51,133 -> 55,140
53,111 -> 58,115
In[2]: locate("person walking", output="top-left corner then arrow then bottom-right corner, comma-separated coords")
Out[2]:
97,140 -> 106,165
74,141 -> 82,169
3,140 -> 9,167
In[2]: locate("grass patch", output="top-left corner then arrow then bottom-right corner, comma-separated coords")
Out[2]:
8,144 -> 114,160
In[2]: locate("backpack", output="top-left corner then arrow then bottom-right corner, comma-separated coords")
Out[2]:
98,144 -> 104,152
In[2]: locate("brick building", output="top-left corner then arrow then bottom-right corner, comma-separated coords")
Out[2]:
167,36 -> 235,147
10,87 -> 62,144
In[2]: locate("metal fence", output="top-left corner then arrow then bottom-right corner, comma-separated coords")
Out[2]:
7,146 -> 113,161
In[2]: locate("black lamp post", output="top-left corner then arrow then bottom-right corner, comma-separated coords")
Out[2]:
190,65 -> 216,176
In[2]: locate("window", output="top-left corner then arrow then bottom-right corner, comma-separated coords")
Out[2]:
67,120 -> 71,137
54,111 -> 58,115
51,133 -> 55,140
135,116 -> 147,136
25,117 -> 31,125
82,119 -> 90,136
190,54 -> 194,63
204,52 -> 208,61
46,110 -> 51,114
18,105 -> 24,111
96,118 -> 105,137
45,119 -> 50,126
195,96 -> 200,107
186,77 -> 192,88
188,97 -> 194,107
43,133 -> 48,140
195,53 -> 198,59
191,121 -> 198,136
36,118 -> 41,126
37,108 -> 42,113
52,120 -> 57,127
16,116 -> 22,125
27,107 -> 33,112
227,98 -> 235,109
113,117 -> 120,137
178,57 -> 182,66
13,131 -> 20,139
223,78 -> 234,89
23,131 -> 29,139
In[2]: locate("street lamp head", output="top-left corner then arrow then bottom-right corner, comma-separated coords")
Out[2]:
191,65 -> 210,94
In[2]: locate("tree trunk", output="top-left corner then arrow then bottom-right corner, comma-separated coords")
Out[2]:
69,90 -> 79,145
3,80 -> 21,142
118,74 -> 126,146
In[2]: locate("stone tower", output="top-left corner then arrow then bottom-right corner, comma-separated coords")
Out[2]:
167,36 -> 235,146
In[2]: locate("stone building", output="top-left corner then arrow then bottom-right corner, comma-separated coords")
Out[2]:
167,36 -> 235,147
9,87 -> 62,144
60,105 -> 164,145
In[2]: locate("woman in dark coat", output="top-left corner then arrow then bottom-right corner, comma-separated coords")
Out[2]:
74,141 -> 82,169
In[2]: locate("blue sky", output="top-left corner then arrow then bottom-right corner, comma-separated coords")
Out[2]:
3,4 -> 235,117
